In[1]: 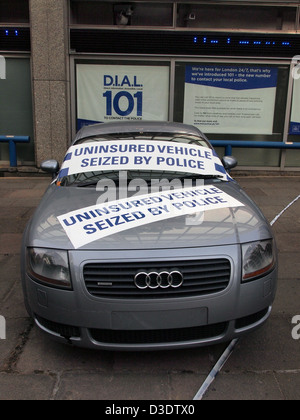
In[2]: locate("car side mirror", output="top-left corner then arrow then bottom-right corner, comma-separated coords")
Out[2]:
222,156 -> 238,171
40,160 -> 60,179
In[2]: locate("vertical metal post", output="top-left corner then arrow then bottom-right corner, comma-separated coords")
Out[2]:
0,136 -> 30,167
281,63 -> 295,170
169,60 -> 176,122
8,139 -> 17,167
225,144 -> 232,156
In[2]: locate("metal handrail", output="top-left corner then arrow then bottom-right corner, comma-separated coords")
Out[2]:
0,135 -> 30,167
210,140 -> 300,156
1,136 -> 299,168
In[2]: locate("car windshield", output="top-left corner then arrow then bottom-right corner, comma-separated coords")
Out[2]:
57,132 -> 224,187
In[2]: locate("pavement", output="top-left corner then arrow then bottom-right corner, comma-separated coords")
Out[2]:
0,174 -> 299,401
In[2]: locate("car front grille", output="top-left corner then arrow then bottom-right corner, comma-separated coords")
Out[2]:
89,322 -> 228,345
83,258 -> 231,299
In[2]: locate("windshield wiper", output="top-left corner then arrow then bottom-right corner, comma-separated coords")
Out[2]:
178,174 -> 223,181
74,171 -> 224,188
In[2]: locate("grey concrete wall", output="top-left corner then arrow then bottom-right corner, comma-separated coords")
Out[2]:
30,0 -> 71,166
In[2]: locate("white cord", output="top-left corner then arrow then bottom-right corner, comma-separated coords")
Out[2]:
193,339 -> 239,400
270,195 -> 300,226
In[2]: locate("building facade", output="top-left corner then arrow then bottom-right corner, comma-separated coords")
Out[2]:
0,0 -> 300,170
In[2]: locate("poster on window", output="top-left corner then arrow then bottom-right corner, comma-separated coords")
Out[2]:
183,65 -> 278,135
290,78 -> 300,135
76,64 -> 169,130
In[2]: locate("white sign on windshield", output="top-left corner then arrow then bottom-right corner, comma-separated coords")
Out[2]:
58,140 -> 228,180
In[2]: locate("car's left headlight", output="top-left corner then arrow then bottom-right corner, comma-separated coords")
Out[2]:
27,248 -> 72,289
242,239 -> 276,282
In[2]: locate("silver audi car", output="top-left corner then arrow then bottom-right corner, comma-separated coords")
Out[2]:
21,122 -> 278,350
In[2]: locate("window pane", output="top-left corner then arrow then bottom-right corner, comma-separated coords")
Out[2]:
76,61 -> 170,130
177,4 -> 297,32
70,1 -> 173,27
174,61 -> 289,167
0,0 -> 29,24
0,58 -> 34,164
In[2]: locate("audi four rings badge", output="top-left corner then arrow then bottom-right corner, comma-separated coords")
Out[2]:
134,271 -> 184,289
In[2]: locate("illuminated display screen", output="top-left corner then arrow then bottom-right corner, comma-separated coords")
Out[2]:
0,28 -> 31,52
70,29 -> 299,58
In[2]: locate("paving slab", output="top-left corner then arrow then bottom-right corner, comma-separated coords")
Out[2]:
275,372 -> 300,400
55,372 -> 171,401
0,372 -> 55,400
16,328 -> 114,374
223,317 -> 300,372
204,371 -> 284,400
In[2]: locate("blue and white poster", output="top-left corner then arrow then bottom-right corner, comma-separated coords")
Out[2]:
76,64 -> 169,130
290,78 -> 300,135
184,65 -> 278,135
58,140 -> 229,181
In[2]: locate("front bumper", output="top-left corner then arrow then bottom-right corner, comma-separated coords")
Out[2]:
22,246 -> 278,350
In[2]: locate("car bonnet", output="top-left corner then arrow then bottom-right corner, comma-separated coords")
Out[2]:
26,181 -> 272,251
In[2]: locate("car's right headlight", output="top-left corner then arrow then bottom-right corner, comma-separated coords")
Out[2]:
27,248 -> 72,289
242,239 -> 276,282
